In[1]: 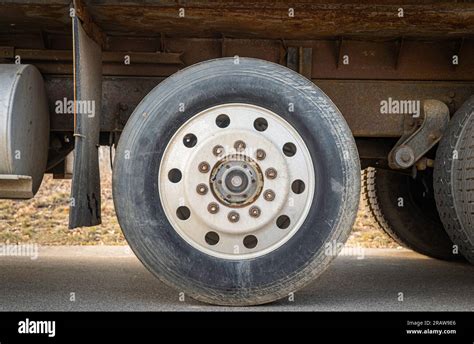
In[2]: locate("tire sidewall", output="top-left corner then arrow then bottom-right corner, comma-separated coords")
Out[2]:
434,96 -> 474,262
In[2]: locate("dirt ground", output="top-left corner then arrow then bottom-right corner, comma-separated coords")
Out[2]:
0,153 -> 398,248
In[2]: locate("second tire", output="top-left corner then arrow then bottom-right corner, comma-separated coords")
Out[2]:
363,167 -> 458,260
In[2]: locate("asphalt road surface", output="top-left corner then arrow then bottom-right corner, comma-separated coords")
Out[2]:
0,246 -> 472,311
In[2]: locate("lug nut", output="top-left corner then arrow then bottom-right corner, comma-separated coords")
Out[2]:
263,189 -> 275,201
428,133 -> 439,142
265,168 -> 277,179
228,211 -> 240,223
256,149 -> 266,160
196,183 -> 208,195
208,202 -> 219,214
198,162 -> 210,173
249,206 -> 261,218
401,152 -> 411,163
213,145 -> 224,157
234,140 -> 246,152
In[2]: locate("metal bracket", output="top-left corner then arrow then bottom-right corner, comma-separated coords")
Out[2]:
286,46 -> 312,79
394,36 -> 404,70
388,99 -> 450,169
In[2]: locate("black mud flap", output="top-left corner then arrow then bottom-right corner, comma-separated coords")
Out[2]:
68,12 -> 102,228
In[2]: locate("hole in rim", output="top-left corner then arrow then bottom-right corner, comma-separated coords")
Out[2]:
176,206 -> 191,220
243,235 -> 258,249
183,133 -> 197,148
276,215 -> 291,229
283,142 -> 297,157
216,114 -> 230,128
253,117 -> 268,132
291,179 -> 306,194
168,169 -> 182,183
205,231 -> 220,245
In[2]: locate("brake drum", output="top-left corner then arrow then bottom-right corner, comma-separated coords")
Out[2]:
0,64 -> 49,197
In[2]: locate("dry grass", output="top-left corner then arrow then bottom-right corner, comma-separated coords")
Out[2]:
0,152 -> 397,248
348,201 -> 399,248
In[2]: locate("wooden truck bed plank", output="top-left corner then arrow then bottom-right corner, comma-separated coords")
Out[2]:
0,1 -> 473,39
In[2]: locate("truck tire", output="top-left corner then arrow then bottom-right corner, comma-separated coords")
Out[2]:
112,58 -> 360,305
434,96 -> 474,263
362,167 -> 457,260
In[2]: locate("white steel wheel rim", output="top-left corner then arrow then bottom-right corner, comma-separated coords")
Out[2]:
159,103 -> 315,260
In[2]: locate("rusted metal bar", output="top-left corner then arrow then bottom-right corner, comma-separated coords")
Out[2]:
45,76 -> 474,137
28,62 -> 180,76
286,46 -> 312,78
103,51 -> 183,64
83,37 -> 474,80
299,47 -> 312,79
2,38 -> 473,80
286,47 -> 298,72
316,80 -> 474,137
102,64 -> 180,77
0,47 -> 183,64
0,46 -> 14,58
8,49 -> 71,61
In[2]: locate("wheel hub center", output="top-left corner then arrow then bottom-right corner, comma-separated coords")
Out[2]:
210,155 -> 264,207
226,170 -> 248,192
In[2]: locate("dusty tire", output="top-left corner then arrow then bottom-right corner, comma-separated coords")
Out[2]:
362,167 -> 457,260
113,58 -> 360,305
434,96 -> 474,263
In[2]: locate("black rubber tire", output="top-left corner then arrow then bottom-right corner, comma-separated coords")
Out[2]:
362,167 -> 458,260
113,58 -> 360,306
434,95 -> 474,263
